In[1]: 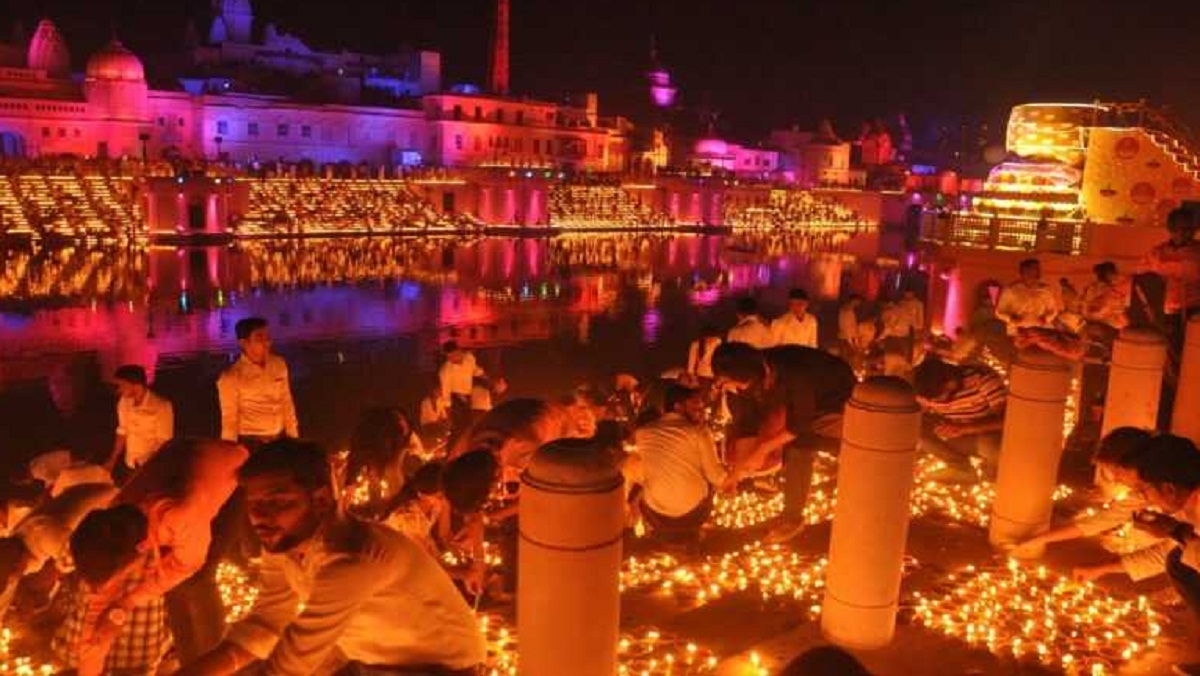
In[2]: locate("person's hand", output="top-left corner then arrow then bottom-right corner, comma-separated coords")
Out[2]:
720,469 -> 742,495
1133,510 -> 1189,539
462,561 -> 486,598
491,378 -> 509,395
1072,565 -> 1114,583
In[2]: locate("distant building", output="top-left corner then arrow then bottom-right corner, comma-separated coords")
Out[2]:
769,125 -> 857,187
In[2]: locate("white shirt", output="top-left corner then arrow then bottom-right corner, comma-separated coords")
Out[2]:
897,298 -> 925,334
686,336 -> 723,378
217,354 -> 299,441
727,316 -> 773,349
995,281 -> 1061,335
438,353 -> 481,398
116,390 -> 174,468
635,413 -> 728,518
227,518 -> 487,675
770,312 -> 818,348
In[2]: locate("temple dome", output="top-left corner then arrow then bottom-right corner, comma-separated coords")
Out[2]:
86,39 -> 145,82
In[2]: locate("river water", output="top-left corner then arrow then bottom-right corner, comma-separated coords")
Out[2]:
0,232 -> 923,469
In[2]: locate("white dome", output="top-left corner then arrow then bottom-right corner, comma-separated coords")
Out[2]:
86,39 -> 145,82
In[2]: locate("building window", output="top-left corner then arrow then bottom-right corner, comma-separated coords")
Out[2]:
277,124 -> 288,137
58,128 -> 66,138
533,139 -> 540,154
453,105 -> 462,121
545,139 -> 553,154
157,117 -> 165,127
74,128 -> 80,137
248,122 -> 259,136
516,111 -> 524,125
217,120 -> 228,135
178,118 -> 185,127
474,136 -> 481,151
41,127 -> 50,138
454,135 -> 463,150
515,139 -> 522,152
474,106 -> 482,121
301,125 -> 312,139
496,109 -> 505,123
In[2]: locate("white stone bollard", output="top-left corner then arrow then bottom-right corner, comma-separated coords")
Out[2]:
1172,318 -> 1200,446
1102,327 -> 1167,437
518,438 -> 624,676
989,348 -> 1072,553
822,376 -> 921,649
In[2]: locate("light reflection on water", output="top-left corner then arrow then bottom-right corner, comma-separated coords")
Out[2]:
0,233 -> 917,464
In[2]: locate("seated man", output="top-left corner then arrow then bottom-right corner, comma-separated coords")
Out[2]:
55,505 -> 171,676
182,439 -> 487,676
912,357 -> 1007,480
634,384 -> 728,544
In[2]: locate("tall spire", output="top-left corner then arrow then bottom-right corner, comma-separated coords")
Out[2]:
489,0 -> 510,95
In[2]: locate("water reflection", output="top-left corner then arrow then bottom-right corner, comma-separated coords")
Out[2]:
0,234 -> 915,460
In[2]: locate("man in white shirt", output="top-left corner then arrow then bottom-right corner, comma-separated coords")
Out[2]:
181,440 -> 486,676
770,288 -> 819,348
217,317 -> 299,445
727,297 -> 772,349
995,259 -> 1061,335
634,384 -> 728,544
438,341 -> 484,434
106,365 -> 173,476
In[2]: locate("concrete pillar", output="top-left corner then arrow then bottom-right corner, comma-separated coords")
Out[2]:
1101,327 -> 1167,437
989,348 -> 1072,553
822,377 -> 921,649
518,438 -> 623,676
1174,318 -> 1200,445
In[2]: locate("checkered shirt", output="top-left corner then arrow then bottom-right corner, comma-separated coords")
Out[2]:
53,553 -> 171,675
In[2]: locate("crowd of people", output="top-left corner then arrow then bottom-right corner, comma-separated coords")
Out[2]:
0,207 -> 1198,675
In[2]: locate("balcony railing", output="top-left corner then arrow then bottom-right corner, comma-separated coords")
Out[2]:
919,211 -> 1092,255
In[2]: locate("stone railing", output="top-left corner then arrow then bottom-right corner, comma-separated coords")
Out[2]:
919,211 -> 1092,255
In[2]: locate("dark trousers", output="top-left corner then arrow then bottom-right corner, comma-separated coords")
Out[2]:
781,444 -> 816,523
1167,547 -> 1200,624
641,492 -> 715,544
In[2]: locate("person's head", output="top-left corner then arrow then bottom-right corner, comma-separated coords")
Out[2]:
560,389 -> 599,439
663,383 -> 705,424
912,357 -> 964,402
70,504 -> 148,589
1167,207 -> 1197,245
787,288 -> 811,317
1093,427 -> 1152,488
779,646 -> 871,676
443,340 -> 465,365
0,537 -> 32,592
1018,258 -> 1041,285
238,439 -> 334,554
735,296 -> 759,319
347,407 -> 414,486
443,450 -> 499,514
1133,434 -> 1200,512
235,317 -> 271,363
844,293 -> 863,309
711,341 -> 766,393
112,364 -> 148,400
469,398 -> 563,469
901,288 -> 917,302
1093,261 -> 1118,284
405,462 -> 445,511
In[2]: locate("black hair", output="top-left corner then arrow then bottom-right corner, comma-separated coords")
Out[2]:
235,316 -> 268,341
390,461 -> 444,513
779,646 -> 871,676
912,357 -> 962,399
113,364 -> 147,386
711,341 -> 766,385
70,504 -> 148,587
239,438 -> 332,493
1168,207 -> 1196,230
1093,261 -> 1117,280
788,288 -> 810,302
735,296 -> 759,316
347,407 -> 413,488
442,340 -> 460,354
443,450 -> 498,514
1134,434 -> 1200,491
1093,427 -> 1152,467
699,323 -> 723,338
1018,258 -> 1040,273
663,383 -> 699,414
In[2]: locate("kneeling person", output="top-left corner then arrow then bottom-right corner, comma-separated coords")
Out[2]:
183,439 -> 486,676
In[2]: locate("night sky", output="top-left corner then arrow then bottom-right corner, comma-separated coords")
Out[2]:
4,0 -> 1199,142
